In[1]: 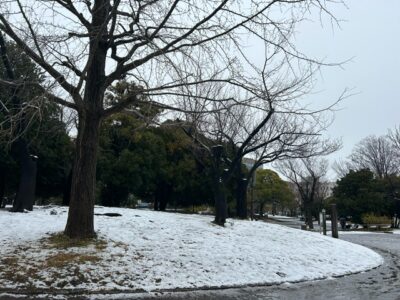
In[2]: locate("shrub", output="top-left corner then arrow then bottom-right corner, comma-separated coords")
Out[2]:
183,204 -> 214,214
362,213 -> 391,225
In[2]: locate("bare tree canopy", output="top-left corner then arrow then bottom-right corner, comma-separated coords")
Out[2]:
334,135 -> 399,179
0,1 -> 345,113
277,157 -> 329,229
0,0 -> 344,238
388,125 -> 400,154
181,78 -> 341,222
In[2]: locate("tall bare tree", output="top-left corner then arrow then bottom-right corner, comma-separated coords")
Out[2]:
388,126 -> 400,155
334,135 -> 399,179
0,0 -> 343,237
277,158 -> 329,229
182,67 -> 342,222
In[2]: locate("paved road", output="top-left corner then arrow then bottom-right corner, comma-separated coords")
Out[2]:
2,232 -> 399,300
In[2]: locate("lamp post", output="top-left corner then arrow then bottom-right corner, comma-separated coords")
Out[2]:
211,145 -> 226,225
250,172 -> 255,220
322,208 -> 327,235
331,204 -> 339,238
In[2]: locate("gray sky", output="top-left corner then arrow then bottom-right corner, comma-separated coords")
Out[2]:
292,0 -> 400,178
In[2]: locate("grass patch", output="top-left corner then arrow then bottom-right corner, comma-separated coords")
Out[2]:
46,253 -> 100,268
0,256 -> 42,285
0,234 -> 106,290
113,241 -> 129,251
1,256 -> 18,266
44,232 -> 107,250
42,234 -> 104,268
95,240 -> 108,251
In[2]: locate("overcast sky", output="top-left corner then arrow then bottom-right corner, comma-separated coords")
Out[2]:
285,0 -> 400,178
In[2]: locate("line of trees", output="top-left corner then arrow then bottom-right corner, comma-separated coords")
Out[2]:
277,157 -> 331,229
331,169 -> 399,224
97,105 -> 215,210
0,0 -> 345,238
334,134 -> 400,179
0,39 -> 73,209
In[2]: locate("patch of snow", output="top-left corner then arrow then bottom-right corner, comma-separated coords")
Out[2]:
336,231 -> 385,235
0,206 -> 383,293
267,215 -> 294,219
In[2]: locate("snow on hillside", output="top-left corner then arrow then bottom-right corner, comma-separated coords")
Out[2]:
0,206 -> 383,293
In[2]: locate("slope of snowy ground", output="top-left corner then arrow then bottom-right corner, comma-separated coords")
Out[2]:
0,206 -> 383,293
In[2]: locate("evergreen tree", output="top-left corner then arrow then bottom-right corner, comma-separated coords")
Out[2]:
332,169 -> 397,223
0,40 -> 73,206
254,169 -> 296,216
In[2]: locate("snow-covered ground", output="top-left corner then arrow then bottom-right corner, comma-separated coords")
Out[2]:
0,206 -> 383,293
265,214 -> 294,219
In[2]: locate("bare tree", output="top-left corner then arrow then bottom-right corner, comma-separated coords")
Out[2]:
277,158 -> 329,229
314,180 -> 333,221
332,158 -> 350,179
176,17 -> 345,221
183,78 -> 341,223
179,41 -> 343,222
335,135 -> 399,179
386,126 -> 400,222
0,0 -> 344,237
388,125 -> 400,155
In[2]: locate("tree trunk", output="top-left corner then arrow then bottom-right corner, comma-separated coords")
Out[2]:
235,168 -> 248,219
153,196 -> 159,211
62,169 -> 72,206
154,181 -> 171,211
12,141 -> 37,212
213,177 -> 227,225
64,113 -> 101,238
159,196 -> 168,211
272,200 -> 277,216
304,200 -> 314,229
64,0 -> 109,238
17,155 -> 37,211
259,202 -> 264,217
211,145 -> 226,226
0,173 -> 5,208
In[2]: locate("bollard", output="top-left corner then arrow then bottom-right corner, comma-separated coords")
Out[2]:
331,204 -> 339,238
322,209 -> 327,236
319,212 -> 323,234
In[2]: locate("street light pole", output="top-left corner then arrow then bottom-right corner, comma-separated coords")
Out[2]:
322,208 -> 327,235
211,145 -> 226,225
331,204 -> 339,238
250,170 -> 256,220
